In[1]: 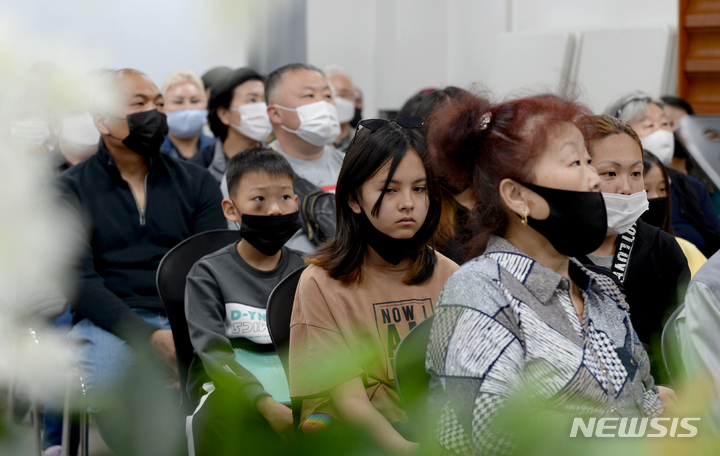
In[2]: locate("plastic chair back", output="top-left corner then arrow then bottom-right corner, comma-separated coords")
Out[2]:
156,229 -> 241,411
393,314 -> 435,439
662,303 -> 686,386
266,265 -> 306,428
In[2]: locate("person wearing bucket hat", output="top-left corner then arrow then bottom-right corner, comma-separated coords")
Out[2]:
190,67 -> 271,183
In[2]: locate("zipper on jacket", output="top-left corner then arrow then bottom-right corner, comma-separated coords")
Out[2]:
128,174 -> 149,226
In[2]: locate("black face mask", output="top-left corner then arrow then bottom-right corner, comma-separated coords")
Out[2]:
349,107 -> 362,129
673,133 -> 689,159
240,211 -> 302,256
122,109 -> 168,157
519,181 -> 608,257
640,197 -> 668,229
358,210 -> 423,265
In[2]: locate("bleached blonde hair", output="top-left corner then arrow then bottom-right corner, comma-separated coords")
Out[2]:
160,69 -> 205,100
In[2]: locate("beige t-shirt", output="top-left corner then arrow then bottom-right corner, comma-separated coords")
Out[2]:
289,254 -> 458,424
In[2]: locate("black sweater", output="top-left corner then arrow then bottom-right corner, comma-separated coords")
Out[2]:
55,141 -> 226,346
578,220 -> 690,383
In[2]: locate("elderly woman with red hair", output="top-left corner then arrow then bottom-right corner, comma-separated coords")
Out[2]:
424,93 -> 674,455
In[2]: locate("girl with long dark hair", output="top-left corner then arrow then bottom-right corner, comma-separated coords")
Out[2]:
289,118 -> 458,455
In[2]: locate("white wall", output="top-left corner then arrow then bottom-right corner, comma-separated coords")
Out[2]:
0,0 -> 253,87
307,0 -> 678,117
0,0 -> 678,115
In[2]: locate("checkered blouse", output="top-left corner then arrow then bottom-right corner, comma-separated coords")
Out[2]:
426,236 -> 664,455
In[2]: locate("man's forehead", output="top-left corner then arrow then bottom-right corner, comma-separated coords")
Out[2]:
282,69 -> 328,92
116,72 -> 160,98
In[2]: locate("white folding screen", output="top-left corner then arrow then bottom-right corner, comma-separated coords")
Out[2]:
483,26 -> 677,113
570,26 -> 677,113
484,31 -> 576,100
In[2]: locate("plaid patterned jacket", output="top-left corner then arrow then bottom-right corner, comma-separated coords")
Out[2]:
426,236 -> 664,455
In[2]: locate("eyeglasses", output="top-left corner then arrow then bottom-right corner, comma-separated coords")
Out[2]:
357,116 -> 424,132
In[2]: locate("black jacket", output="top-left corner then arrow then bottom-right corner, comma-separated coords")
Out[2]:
578,220 -> 690,383
55,140 -> 226,346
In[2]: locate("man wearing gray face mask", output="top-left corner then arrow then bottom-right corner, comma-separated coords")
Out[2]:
266,63 -> 344,193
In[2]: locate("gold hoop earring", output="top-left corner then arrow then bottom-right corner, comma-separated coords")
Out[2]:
521,210 -> 528,226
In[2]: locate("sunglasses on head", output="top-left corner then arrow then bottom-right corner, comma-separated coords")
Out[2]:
358,116 -> 424,132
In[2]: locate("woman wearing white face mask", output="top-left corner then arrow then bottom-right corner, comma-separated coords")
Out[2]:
190,67 -> 271,183
607,92 -> 720,258
160,70 -> 215,161
578,114 -> 690,385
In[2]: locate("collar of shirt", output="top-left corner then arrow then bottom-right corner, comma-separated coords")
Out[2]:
483,235 -> 623,308
160,134 -> 215,160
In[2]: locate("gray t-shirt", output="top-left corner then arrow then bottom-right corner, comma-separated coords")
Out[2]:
185,242 -> 305,402
586,252 -> 614,269
269,140 -> 344,191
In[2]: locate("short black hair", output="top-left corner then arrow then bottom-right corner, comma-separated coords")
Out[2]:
201,66 -> 232,91
207,67 -> 264,141
225,147 -> 295,197
265,63 -> 324,105
661,95 -> 695,115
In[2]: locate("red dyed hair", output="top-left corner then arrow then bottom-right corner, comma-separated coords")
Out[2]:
426,93 -> 593,254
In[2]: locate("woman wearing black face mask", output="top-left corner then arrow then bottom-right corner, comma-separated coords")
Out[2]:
425,94 -> 673,455
642,150 -> 707,275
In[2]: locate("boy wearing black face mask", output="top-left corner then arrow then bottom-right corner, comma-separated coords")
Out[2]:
185,148 -> 305,456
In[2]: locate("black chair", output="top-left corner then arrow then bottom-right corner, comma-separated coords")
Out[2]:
266,265 -> 306,428
661,303 -> 686,386
156,229 -> 241,414
393,314 -> 435,442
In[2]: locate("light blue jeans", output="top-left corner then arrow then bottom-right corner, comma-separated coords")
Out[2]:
68,308 -> 182,455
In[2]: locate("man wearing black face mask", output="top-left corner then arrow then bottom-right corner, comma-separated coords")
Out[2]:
53,69 -> 226,455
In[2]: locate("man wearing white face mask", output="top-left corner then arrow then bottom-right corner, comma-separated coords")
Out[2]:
265,63 -> 343,192
190,67 -> 271,183
607,92 -> 720,257
325,65 -> 357,152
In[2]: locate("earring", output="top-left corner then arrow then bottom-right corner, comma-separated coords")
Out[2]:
521,210 -> 528,226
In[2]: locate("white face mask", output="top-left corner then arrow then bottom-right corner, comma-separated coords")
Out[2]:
230,102 -> 272,142
61,113 -> 99,152
11,119 -> 50,151
603,191 -> 649,235
640,129 -> 674,165
275,100 -> 341,147
334,96 -> 355,124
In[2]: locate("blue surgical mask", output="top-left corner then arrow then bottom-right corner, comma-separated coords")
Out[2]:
166,109 -> 207,139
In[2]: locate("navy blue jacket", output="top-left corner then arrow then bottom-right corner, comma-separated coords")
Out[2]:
55,140 -> 226,345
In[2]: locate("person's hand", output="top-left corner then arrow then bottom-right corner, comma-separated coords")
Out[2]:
257,396 -> 294,440
149,329 -> 178,385
658,385 -> 678,413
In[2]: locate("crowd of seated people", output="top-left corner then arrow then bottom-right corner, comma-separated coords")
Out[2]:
11,57 -> 720,456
